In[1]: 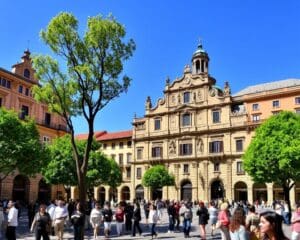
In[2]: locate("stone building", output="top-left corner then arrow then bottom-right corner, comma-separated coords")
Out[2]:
131,44 -> 300,206
0,50 -> 68,203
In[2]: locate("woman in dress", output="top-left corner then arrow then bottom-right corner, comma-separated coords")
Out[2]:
208,201 -> 218,236
90,201 -> 102,240
71,202 -> 85,240
196,201 -> 209,239
218,202 -> 231,240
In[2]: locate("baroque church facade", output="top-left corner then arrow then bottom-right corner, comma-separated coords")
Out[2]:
130,44 -> 300,205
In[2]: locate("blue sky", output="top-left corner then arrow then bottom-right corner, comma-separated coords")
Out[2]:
1,0 -> 300,134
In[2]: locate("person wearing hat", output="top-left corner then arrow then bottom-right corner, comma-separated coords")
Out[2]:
6,200 -> 18,240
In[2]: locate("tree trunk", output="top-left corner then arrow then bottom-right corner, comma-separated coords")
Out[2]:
283,184 -> 291,223
78,172 -> 86,205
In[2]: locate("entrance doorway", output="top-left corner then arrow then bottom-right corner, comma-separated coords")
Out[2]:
181,180 -> 192,201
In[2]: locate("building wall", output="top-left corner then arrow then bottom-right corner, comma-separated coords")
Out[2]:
0,50 -> 68,203
131,46 -> 300,206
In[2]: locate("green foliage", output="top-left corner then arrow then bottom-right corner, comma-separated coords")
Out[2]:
243,111 -> 300,185
31,11 -> 135,201
0,108 -> 48,179
142,165 -> 175,189
44,135 -> 122,188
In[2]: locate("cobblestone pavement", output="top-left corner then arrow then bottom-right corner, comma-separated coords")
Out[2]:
12,208 -> 292,240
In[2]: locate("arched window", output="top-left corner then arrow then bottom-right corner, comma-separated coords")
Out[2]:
24,69 -> 30,78
195,60 -> 200,73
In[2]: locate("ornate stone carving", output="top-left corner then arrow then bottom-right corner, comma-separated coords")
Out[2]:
224,81 -> 231,96
169,140 -> 176,155
196,137 -> 204,154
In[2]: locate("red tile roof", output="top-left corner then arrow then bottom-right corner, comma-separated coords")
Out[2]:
96,130 -> 132,141
75,131 -> 107,140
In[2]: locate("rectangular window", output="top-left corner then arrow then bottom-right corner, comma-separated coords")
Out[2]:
25,88 -> 29,96
183,164 -> 189,174
20,105 -> 29,119
295,97 -> 300,105
111,154 -> 116,160
182,113 -> 191,126
236,139 -> 243,152
45,113 -> 51,126
272,100 -> 280,108
6,80 -> 11,89
252,103 -> 259,111
119,142 -> 124,149
126,167 -> 131,178
212,110 -> 220,123
127,153 -> 132,164
137,148 -> 143,160
152,147 -> 163,158
119,154 -> 123,165
127,141 -> 132,148
111,143 -> 115,149
179,143 -> 193,155
183,92 -> 190,103
237,161 -> 244,174
1,78 -> 6,87
103,143 -> 107,149
214,162 -> 220,172
252,114 -> 260,122
136,168 -> 142,179
18,85 -> 23,94
43,136 -> 50,144
154,118 -> 161,130
209,141 -> 223,153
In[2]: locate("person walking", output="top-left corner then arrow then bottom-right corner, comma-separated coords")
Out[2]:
53,199 -> 68,240
115,204 -> 125,236
30,203 -> 52,240
149,204 -> 158,239
208,201 -> 218,236
218,202 -> 231,240
90,201 -> 102,240
132,202 -> 142,237
179,202 -> 193,238
229,207 -> 249,240
196,201 -> 209,239
102,202 -> 113,239
6,200 -> 18,240
167,200 -> 176,233
245,205 -> 260,240
124,202 -> 134,232
71,202 -> 85,240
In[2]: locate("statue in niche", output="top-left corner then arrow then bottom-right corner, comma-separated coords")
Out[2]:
197,138 -> 204,153
178,93 -> 181,104
198,90 -> 202,100
169,140 -> 176,154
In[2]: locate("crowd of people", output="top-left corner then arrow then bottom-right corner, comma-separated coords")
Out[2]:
0,198 -> 300,239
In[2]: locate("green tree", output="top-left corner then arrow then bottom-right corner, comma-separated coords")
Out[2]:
243,111 -> 300,206
0,108 -> 47,181
44,135 -> 122,199
142,165 -> 175,195
32,12 -> 135,203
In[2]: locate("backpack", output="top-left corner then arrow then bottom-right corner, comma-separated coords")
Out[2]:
184,209 -> 192,219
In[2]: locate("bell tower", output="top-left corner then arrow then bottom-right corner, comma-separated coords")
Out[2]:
192,42 -> 209,74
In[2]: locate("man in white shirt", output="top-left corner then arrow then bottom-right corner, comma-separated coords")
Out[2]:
6,200 -> 18,240
53,200 -> 68,240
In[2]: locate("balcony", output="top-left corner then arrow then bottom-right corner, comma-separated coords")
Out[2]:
35,118 -> 70,132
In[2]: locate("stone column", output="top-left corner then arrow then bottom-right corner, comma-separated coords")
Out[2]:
267,183 -> 273,206
192,162 -> 199,201
94,187 -> 99,200
247,186 -> 253,204
201,160 -> 209,202
226,159 -> 233,201
29,177 -> 39,203
105,187 -> 109,202
174,164 -> 181,200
